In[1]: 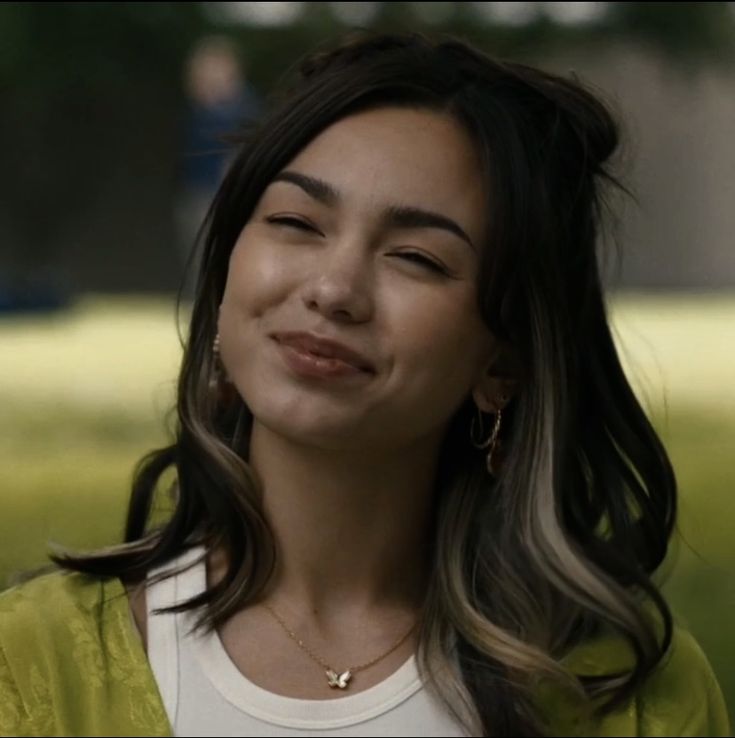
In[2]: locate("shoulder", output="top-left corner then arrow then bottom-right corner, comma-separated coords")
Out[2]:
634,627 -> 730,736
0,568 -> 134,653
0,571 -> 110,734
0,569 -> 123,671
0,569 -> 169,736
0,567 -> 113,621
548,625 -> 731,737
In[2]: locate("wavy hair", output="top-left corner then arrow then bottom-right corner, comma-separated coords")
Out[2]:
52,31 -> 676,736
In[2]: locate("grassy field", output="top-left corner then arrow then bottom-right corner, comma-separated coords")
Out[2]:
1,293 -> 733,717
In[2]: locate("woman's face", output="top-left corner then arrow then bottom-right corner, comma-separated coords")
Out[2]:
218,106 -> 498,451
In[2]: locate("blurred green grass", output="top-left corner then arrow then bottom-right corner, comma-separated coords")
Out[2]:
1,293 -> 733,717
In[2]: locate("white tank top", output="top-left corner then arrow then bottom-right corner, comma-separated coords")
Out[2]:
145,547 -> 471,737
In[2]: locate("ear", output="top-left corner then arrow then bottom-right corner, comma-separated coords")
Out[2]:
471,376 -> 517,413
471,343 -> 519,413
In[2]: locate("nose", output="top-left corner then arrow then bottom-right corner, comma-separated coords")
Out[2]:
300,239 -> 374,323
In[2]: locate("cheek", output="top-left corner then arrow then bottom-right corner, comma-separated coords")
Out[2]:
391,291 -> 489,394
218,232 -> 277,384
222,228 -> 289,315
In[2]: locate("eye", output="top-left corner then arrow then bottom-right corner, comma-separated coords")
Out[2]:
266,215 -> 319,233
395,251 -> 448,275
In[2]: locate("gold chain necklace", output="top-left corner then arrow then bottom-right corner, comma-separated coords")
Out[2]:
262,603 -> 418,689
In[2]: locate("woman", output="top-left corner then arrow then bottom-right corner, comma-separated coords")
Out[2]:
0,31 -> 729,737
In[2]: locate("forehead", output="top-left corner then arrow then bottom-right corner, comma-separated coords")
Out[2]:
276,106 -> 488,243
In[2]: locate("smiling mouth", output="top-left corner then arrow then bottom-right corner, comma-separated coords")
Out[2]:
270,332 -> 375,373
273,338 -> 373,380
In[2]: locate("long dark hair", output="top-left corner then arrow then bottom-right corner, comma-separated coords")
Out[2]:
51,31 -> 675,736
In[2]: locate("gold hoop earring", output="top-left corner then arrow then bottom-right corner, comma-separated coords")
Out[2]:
470,395 -> 507,475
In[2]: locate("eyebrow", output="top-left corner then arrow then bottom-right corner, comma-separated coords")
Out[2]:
270,170 -> 476,252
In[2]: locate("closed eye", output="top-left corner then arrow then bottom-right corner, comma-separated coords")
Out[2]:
266,215 -> 319,233
395,251 -> 448,275
266,216 -> 449,275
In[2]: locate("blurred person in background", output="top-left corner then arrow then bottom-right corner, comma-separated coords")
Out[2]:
177,36 -> 262,299
0,31 -> 730,737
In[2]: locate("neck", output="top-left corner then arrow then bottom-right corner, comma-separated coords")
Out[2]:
245,420 -> 442,627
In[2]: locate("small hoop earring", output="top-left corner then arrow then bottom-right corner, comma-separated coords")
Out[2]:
470,396 -> 507,475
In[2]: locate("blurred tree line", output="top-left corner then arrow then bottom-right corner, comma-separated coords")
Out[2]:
1,2 -> 733,299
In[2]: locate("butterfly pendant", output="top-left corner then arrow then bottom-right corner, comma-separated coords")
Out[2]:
326,668 -> 352,689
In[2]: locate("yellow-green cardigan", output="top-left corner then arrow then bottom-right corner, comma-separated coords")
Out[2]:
0,569 -> 730,737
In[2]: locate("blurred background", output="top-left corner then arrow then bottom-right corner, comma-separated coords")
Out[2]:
1,0 -> 733,718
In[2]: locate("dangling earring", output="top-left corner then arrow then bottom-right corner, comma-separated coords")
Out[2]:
209,333 -> 224,396
470,394 -> 507,475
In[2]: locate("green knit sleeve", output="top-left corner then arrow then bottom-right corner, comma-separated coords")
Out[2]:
541,625 -> 731,737
0,639 -> 28,737
0,586 -> 55,737
635,628 -> 730,737
0,572 -> 171,737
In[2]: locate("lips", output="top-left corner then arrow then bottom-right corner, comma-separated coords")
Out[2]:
271,331 -> 375,372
